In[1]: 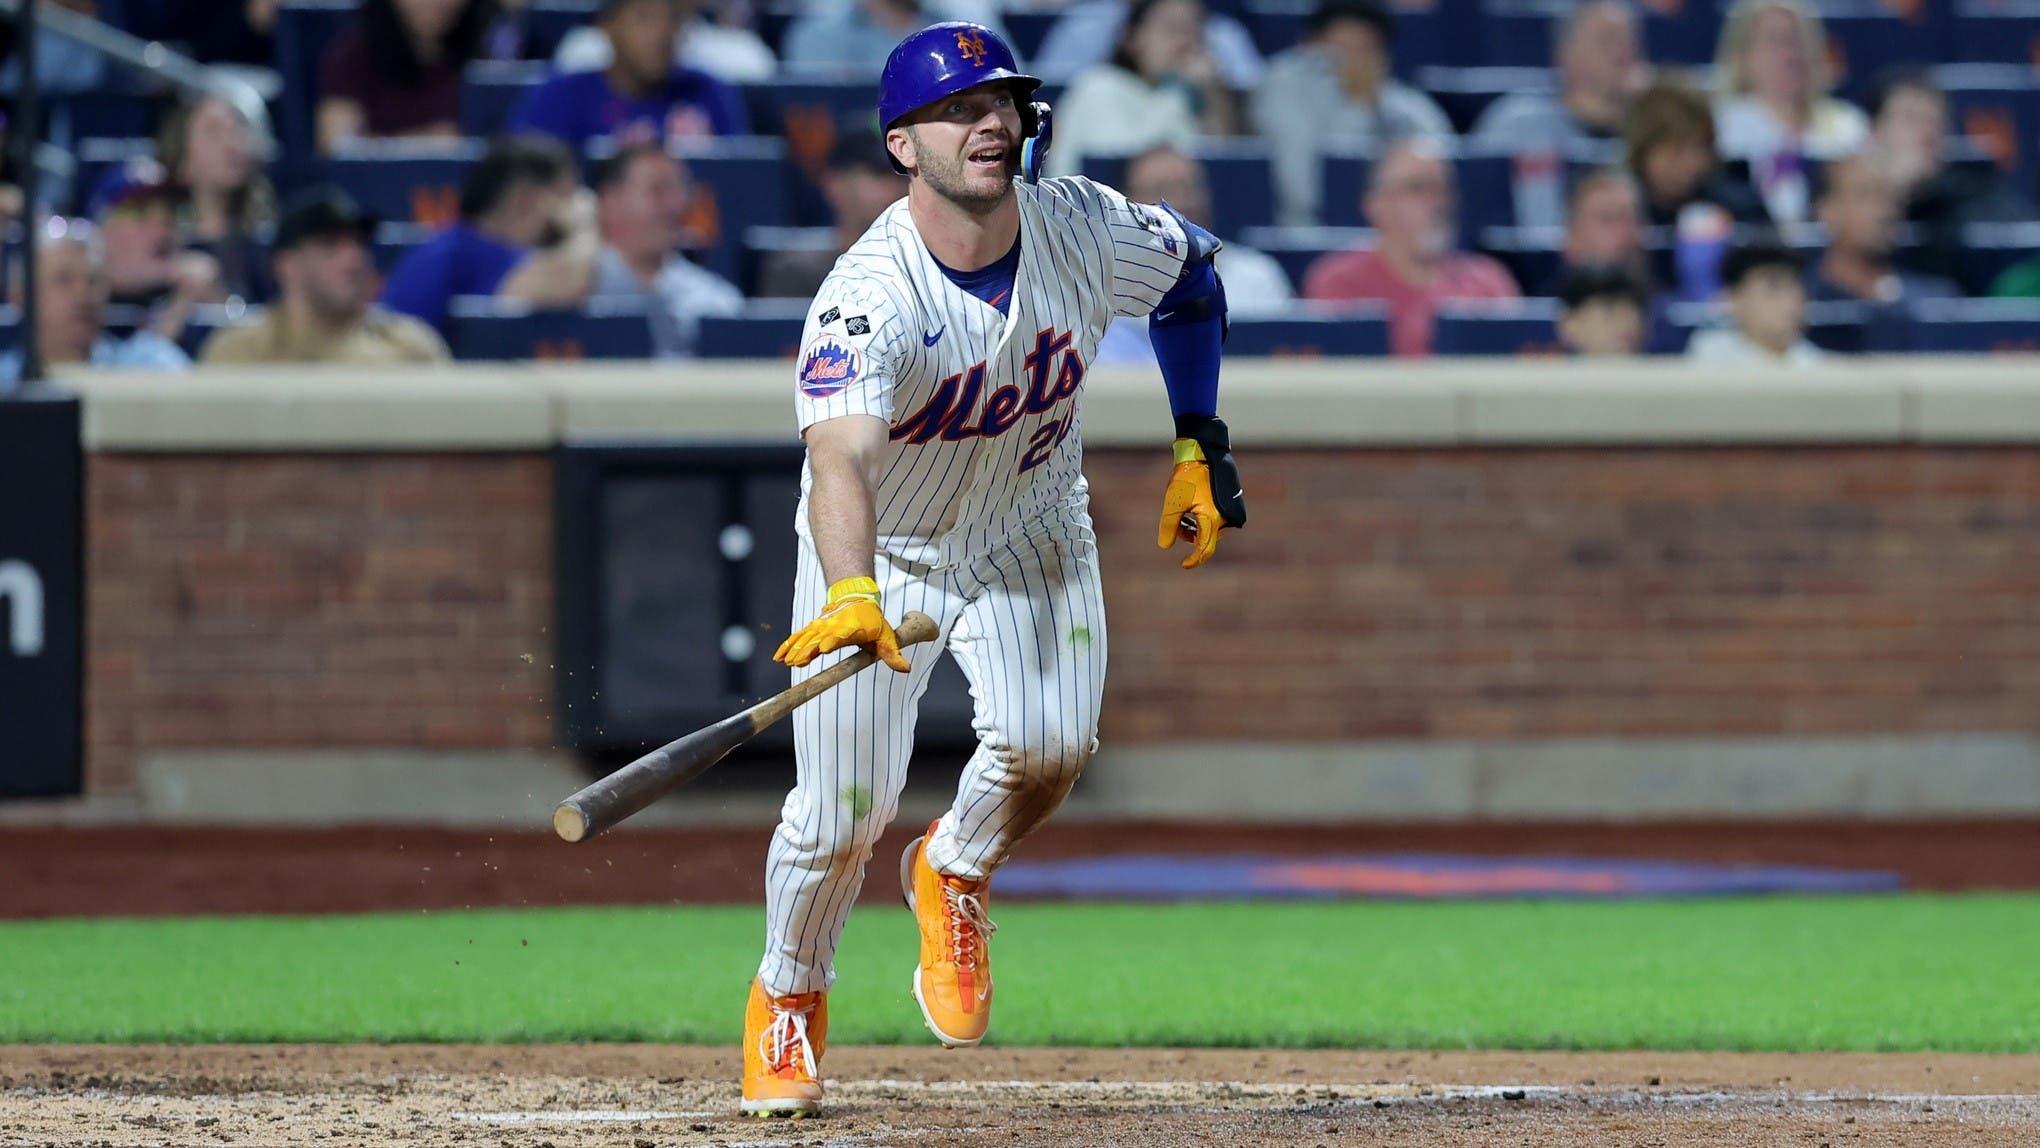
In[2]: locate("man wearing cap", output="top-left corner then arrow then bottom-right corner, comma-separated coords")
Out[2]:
201,188 -> 449,366
90,157 -> 225,355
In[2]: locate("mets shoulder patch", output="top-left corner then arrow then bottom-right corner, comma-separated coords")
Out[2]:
799,336 -> 861,398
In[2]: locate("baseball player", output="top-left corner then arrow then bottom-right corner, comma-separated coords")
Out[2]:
740,21 -> 1246,1117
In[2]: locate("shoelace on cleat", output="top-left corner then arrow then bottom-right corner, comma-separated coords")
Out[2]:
758,1000 -> 817,1080
942,884 -> 997,970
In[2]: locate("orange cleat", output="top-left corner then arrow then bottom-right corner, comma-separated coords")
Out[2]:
899,822 -> 997,1048
739,977 -> 828,1118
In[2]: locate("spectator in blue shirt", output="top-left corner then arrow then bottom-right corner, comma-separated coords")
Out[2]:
379,135 -> 602,333
508,0 -> 748,149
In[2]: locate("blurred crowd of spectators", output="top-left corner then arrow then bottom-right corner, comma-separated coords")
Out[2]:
2,0 -> 2038,384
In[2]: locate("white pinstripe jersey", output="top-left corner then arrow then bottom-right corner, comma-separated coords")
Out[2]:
793,176 -> 1189,566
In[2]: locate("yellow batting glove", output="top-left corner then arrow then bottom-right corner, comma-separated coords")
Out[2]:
1156,415 -> 1247,570
773,576 -> 911,673
1158,440 -> 1225,569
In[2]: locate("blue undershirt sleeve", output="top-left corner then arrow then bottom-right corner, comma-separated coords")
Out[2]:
1148,257 -> 1225,420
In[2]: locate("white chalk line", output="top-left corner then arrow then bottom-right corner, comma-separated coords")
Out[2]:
452,1107 -> 721,1123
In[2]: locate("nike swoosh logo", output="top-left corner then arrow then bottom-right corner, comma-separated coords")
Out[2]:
923,326 -> 945,346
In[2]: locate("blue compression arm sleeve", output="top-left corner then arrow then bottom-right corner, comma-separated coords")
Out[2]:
1149,257 -> 1226,419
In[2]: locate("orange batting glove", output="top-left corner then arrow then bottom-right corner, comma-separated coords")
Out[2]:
1157,415 -> 1246,570
774,576 -> 912,673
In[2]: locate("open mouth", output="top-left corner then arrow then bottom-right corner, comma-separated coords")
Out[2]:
967,143 -> 1009,172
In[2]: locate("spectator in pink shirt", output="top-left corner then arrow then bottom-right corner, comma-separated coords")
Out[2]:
1302,141 -> 1520,356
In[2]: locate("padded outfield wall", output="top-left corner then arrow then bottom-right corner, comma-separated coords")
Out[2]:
39,359 -> 2040,821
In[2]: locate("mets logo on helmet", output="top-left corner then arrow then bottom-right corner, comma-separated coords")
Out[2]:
955,29 -> 988,65
799,336 -> 861,398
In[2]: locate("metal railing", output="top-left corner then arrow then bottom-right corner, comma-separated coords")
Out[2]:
0,0 -> 272,142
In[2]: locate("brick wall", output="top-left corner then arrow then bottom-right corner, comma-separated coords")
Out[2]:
1087,447 -> 2040,741
86,455 -> 556,792
83,446 -> 2040,793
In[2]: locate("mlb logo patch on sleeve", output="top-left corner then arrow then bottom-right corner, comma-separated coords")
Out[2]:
799,336 -> 861,398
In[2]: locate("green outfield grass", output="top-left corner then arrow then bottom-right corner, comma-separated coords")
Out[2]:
2,896 -> 2036,1050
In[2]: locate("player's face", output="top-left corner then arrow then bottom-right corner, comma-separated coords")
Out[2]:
897,83 -> 1023,212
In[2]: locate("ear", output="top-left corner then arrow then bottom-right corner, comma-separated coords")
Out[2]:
885,126 -> 918,175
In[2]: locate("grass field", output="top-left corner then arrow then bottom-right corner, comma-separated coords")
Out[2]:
4,895 -> 2037,1051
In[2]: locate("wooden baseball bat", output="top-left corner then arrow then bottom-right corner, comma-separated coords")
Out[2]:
552,610 -> 939,843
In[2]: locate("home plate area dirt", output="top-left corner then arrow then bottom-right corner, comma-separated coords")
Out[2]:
5,1046 -> 2040,1147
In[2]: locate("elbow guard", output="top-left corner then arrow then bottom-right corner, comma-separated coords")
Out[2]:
1149,200 -> 1227,331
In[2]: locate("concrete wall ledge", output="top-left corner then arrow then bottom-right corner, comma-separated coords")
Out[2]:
55,357 -> 2040,452
33,737 -> 2036,826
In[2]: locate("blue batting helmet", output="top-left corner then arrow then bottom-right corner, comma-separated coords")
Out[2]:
878,22 -> 1042,136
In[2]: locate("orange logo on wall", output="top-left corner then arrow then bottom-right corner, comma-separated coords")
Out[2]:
533,339 -> 584,361
1964,107 -> 2020,172
1637,0 -> 1682,14
681,182 -> 721,251
783,105 -> 838,178
955,29 -> 988,65
410,185 -> 458,228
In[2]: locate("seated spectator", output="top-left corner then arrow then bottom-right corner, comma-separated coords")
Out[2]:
90,160 -> 224,351
1867,69 -> 2037,286
510,0 -> 748,148
1686,238 -> 1822,364
1557,262 -> 1650,356
588,144 -> 744,358
379,135 -> 600,333
158,94 -> 275,303
757,130 -> 905,299
782,1 -> 1013,77
1048,0 -> 1238,181
1126,145 -> 1293,314
1472,0 -> 1646,230
1557,167 -> 1649,294
1302,140 -> 1521,357
318,0 -> 496,154
1031,0 -> 1263,88
202,188 -> 451,365
1806,153 -> 1960,309
1713,0 -> 1868,223
1254,0 -> 1453,226
0,223 -> 191,383
552,0 -> 778,83
1625,79 -> 1768,229
1094,143 -> 1296,364
1472,0 -> 1646,155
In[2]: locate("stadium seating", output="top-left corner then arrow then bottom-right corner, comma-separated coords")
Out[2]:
1955,222 -> 2040,296
1432,300 -> 1564,357
1238,225 -> 1373,291
1243,0 -> 1459,76
318,142 -> 483,230
1222,309 -> 1392,356
1417,67 -> 1556,134
447,297 -> 656,361
697,301 -> 811,360
1320,149 -> 1521,244
460,61 -> 551,137
1081,139 -> 1279,239
1935,65 -> 2040,204
1950,0 -> 2040,68
1900,297 -> 2040,353
274,1 -> 359,162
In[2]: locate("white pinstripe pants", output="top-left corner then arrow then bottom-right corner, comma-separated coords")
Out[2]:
758,510 -> 1107,996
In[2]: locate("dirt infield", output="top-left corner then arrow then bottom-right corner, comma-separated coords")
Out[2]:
4,1045 -> 2039,1147
4,819 -> 2037,919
